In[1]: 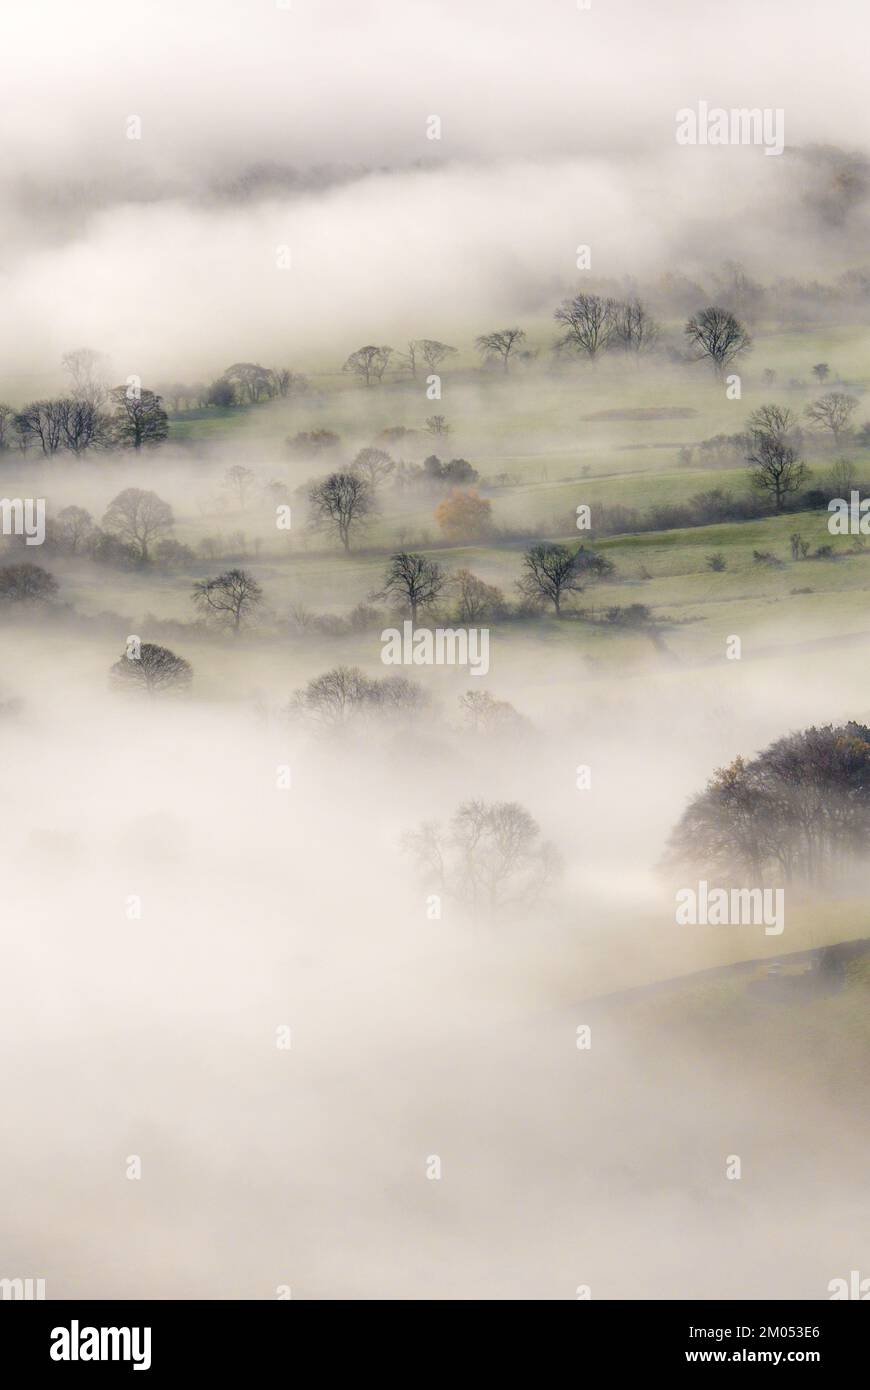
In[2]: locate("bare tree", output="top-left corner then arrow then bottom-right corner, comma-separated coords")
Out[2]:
283,369 -> 310,396
13,400 -> 67,455
224,464 -> 257,509
404,799 -> 559,917
474,328 -> 526,373
518,542 -> 586,616
554,294 -> 618,359
56,505 -> 95,554
374,551 -> 446,623
351,447 -> 394,489
420,339 -> 457,373
61,399 -> 111,454
398,341 -> 420,378
684,306 -> 751,374
308,472 -> 374,552
827,457 -> 857,496
748,438 -> 808,512
425,415 -> 450,437
457,689 -> 525,736
290,666 -> 375,726
110,642 -> 192,697
452,569 -> 506,623
289,665 -> 426,728
805,391 -> 858,445
342,345 -> 393,386
612,298 -> 660,353
747,403 -> 800,447
109,386 -> 169,449
192,568 -> 264,631
102,488 -> 174,564
61,348 -> 109,408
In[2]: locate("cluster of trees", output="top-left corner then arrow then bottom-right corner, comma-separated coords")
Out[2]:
554,295 -> 660,360
569,259 -> 870,331
740,397 -> 860,512
45,488 -> 175,566
304,451 -> 480,552
197,362 -> 309,410
665,724 -> 870,885
342,300 -> 754,378
581,395 -> 865,542
336,294 -> 746,382
342,340 -> 458,387
288,665 -> 428,727
0,388 -> 168,456
285,668 -> 528,741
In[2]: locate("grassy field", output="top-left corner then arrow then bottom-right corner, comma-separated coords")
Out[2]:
7,321 -> 870,677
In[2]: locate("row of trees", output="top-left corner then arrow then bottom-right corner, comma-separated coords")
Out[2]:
0,537 -> 614,630
338,300 -> 750,381
0,389 -> 168,456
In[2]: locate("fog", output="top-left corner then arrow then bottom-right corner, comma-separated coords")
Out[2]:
1,0 -> 870,383
2,0 -> 869,1303
1,599 -> 868,1296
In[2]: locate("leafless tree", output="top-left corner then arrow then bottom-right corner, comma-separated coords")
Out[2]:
805,391 -> 858,445
61,348 -> 109,408
110,642 -> 192,697
102,488 -> 174,564
425,415 -> 450,436
374,551 -> 446,623
684,306 -> 752,374
420,339 -> 457,373
710,261 -> 765,323
307,472 -> 375,552
13,400 -> 67,455
289,665 -> 426,728
612,298 -> 660,353
748,403 -> 800,447
457,689 -> 526,736
554,294 -> 618,359
475,327 -> 525,373
224,464 -> 257,509
272,368 -> 291,396
56,505 -> 95,554
827,457 -> 857,496
342,345 -> 393,386
351,447 -> 394,489
747,438 -> 808,511
404,798 -> 560,917
109,386 -> 169,449
452,568 -> 506,623
290,666 -> 374,725
398,341 -> 420,378
62,399 -> 111,454
192,568 -> 264,631
518,542 -> 585,616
